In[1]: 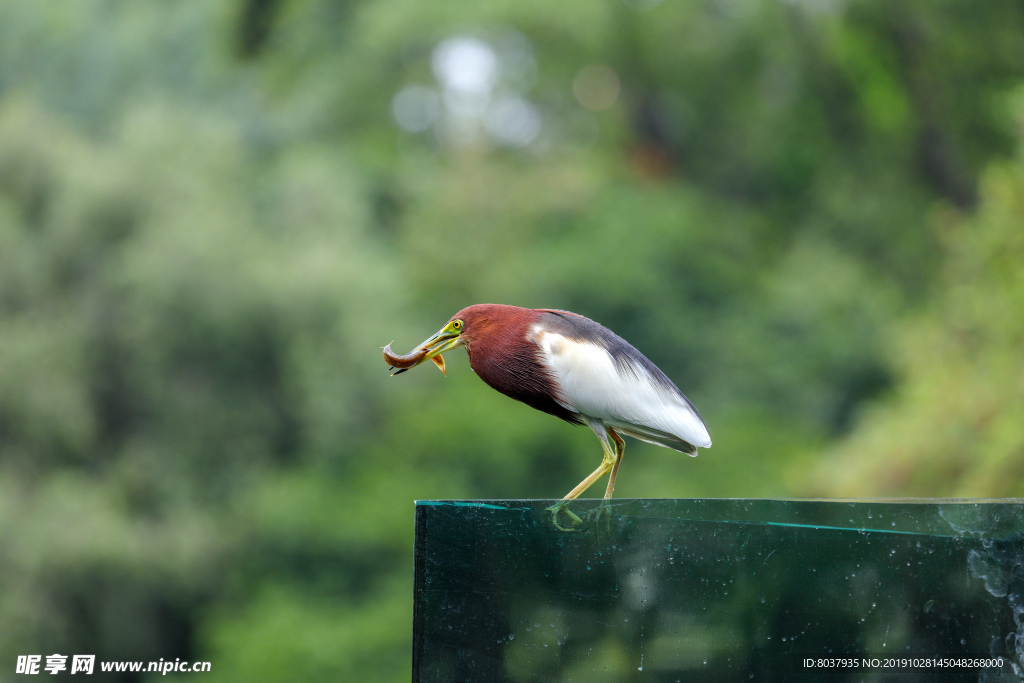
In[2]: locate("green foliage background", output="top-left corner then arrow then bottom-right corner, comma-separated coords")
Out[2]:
0,0 -> 1023,679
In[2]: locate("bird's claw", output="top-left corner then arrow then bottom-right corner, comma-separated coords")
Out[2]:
547,500 -> 615,537
547,501 -> 582,532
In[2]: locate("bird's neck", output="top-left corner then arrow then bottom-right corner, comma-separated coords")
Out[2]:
466,315 -> 581,426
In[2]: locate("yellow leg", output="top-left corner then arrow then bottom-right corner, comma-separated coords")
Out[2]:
603,429 -> 625,498
548,427 -> 620,531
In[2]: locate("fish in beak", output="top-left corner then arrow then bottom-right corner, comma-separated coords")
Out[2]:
382,320 -> 463,376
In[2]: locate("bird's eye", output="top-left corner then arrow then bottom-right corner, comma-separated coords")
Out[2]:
452,320 -> 462,330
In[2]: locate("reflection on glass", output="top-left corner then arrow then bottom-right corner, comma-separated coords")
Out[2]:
413,499 -> 1024,681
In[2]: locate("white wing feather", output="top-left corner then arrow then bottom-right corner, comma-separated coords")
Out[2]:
532,329 -> 711,453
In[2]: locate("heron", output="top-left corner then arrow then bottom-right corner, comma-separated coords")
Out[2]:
383,304 -> 710,530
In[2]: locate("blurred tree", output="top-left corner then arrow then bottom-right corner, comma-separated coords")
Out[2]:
0,90 -> 407,679
810,102 -> 1024,496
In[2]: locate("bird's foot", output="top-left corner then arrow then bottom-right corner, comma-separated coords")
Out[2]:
585,501 -> 613,539
547,501 -> 582,532
547,501 -> 615,537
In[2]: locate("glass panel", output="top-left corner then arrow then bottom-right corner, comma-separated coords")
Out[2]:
412,499 -> 1024,682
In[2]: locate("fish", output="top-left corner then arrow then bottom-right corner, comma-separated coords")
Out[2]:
382,342 -> 446,376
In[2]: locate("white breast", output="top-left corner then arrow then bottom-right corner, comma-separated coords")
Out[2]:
531,327 -> 711,452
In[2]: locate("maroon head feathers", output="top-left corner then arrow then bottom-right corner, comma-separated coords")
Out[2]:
450,304 -> 537,351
